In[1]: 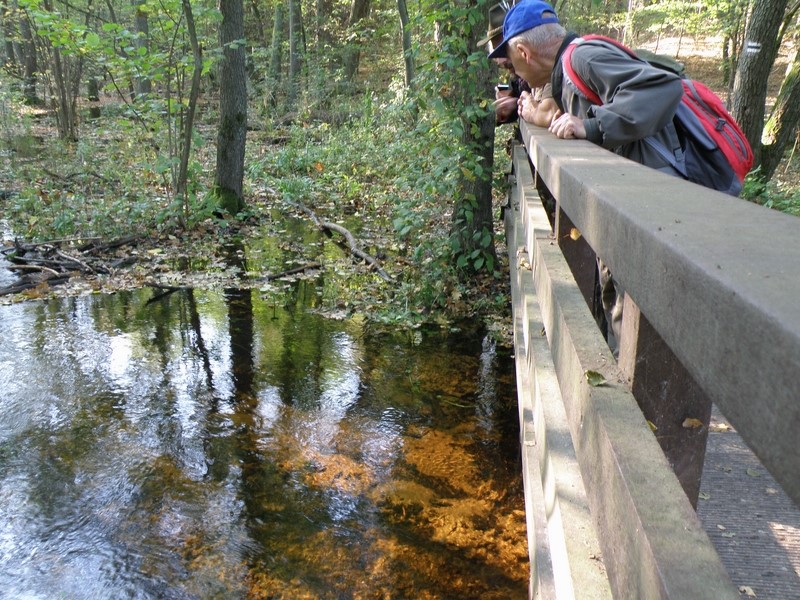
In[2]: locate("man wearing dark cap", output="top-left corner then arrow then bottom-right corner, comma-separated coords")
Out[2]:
481,2 -> 527,124
483,2 -> 559,127
489,0 -> 685,177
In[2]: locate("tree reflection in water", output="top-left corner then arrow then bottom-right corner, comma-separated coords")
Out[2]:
0,284 -> 526,599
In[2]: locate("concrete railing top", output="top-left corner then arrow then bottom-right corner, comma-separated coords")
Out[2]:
520,122 -> 800,507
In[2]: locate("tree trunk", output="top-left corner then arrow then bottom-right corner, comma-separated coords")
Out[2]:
760,45 -> 800,180
342,0 -> 370,82
447,0 -> 497,273
48,43 -> 80,141
2,0 -> 17,74
731,0 -> 790,166
397,0 -> 413,89
134,0 -> 151,97
177,0 -> 202,208
215,0 -> 248,215
19,14 -> 38,105
287,0 -> 302,104
268,2 -> 284,88
87,76 -> 101,118
315,0 -> 325,56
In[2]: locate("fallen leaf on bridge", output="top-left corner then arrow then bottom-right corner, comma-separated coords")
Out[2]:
569,228 -> 581,241
738,585 -> 757,597
709,422 -> 731,432
585,370 -> 606,387
682,417 -> 704,429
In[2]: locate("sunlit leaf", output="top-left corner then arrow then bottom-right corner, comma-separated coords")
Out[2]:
682,417 -> 703,429
738,586 -> 757,597
647,420 -> 657,432
586,370 -> 606,387
569,227 -> 581,241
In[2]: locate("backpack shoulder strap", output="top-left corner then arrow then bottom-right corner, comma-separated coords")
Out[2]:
562,35 -> 686,174
561,35 -> 640,105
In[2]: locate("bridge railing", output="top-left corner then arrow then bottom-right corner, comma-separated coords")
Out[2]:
506,122 -> 800,599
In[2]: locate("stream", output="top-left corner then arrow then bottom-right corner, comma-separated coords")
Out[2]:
0,282 -> 528,599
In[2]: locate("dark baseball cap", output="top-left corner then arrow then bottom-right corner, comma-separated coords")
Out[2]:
487,0 -> 559,59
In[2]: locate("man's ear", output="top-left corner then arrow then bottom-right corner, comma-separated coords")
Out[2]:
513,42 -> 533,63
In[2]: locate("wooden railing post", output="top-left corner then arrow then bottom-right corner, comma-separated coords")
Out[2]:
617,295 -> 713,507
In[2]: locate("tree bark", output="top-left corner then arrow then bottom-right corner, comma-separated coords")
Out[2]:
19,14 -> 38,105
397,0 -> 414,89
447,0 -> 497,273
342,0 -> 370,82
731,0 -> 790,166
2,0 -> 17,74
268,1 -> 284,88
215,0 -> 248,214
177,0 -> 202,206
760,45 -> 800,180
134,0 -> 151,97
287,0 -> 303,104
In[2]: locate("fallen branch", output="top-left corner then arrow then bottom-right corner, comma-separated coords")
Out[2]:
0,274 -> 70,297
257,262 -> 323,282
79,235 -> 141,254
7,263 -> 61,277
282,198 -> 394,283
55,249 -> 96,274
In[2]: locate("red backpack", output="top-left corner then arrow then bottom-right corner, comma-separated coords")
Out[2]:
561,35 -> 754,196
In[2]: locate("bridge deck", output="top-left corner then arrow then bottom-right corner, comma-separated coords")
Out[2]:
698,407 -> 800,599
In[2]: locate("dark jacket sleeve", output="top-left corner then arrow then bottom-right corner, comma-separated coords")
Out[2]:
569,43 -> 683,150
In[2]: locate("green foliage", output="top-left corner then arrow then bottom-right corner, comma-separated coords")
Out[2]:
408,0 -> 497,276
0,0 -> 492,328
741,169 -> 800,217
244,83 -> 506,322
565,0 -> 742,44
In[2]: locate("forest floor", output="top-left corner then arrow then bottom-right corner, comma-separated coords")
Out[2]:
1,37 -> 798,330
646,34 -> 800,191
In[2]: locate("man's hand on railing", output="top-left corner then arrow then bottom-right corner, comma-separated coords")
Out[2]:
519,90 -> 561,128
549,113 -> 587,139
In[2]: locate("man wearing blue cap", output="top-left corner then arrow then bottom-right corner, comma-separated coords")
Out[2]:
489,0 -> 685,352
489,0 -> 685,177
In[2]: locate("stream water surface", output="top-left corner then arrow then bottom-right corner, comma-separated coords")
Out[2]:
0,284 -> 527,599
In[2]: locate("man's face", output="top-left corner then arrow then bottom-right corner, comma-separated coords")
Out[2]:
494,58 -> 515,74
508,41 -> 549,88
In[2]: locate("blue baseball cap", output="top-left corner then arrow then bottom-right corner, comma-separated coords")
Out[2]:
487,0 -> 559,59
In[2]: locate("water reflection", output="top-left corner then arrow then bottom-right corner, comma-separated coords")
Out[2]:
0,287 -> 526,599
